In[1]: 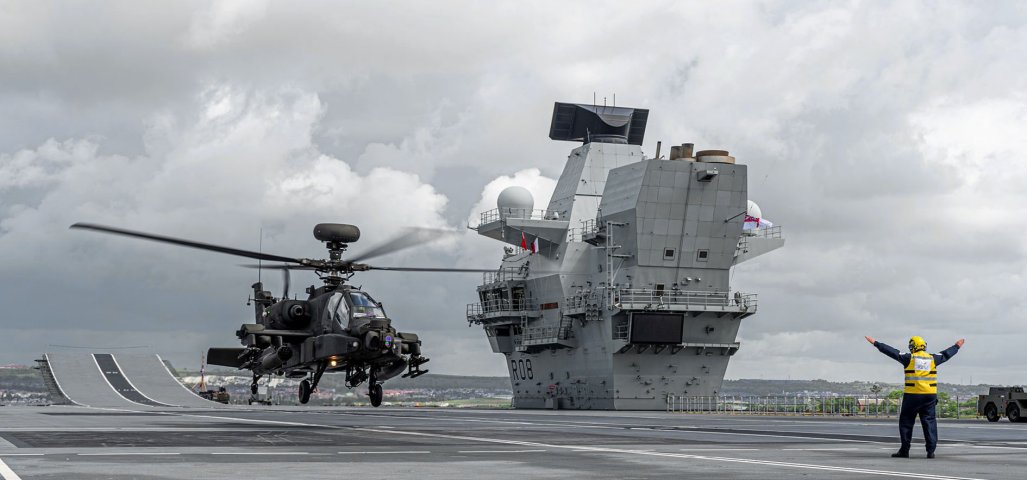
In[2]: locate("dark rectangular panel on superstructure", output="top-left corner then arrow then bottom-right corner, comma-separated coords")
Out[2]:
630,313 -> 684,344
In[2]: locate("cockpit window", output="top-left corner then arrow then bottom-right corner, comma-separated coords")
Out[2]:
349,291 -> 386,318
327,292 -> 350,326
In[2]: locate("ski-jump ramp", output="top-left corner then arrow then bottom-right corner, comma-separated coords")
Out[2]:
41,352 -> 222,408
115,354 -> 219,407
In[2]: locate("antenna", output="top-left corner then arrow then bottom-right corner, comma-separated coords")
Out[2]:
257,228 -> 263,283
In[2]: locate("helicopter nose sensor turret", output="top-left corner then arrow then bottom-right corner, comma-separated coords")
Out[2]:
313,223 -> 361,243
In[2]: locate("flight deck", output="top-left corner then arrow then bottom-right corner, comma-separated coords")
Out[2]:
0,405 -> 1024,479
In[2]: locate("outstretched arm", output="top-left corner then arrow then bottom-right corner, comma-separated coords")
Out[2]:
934,339 -> 964,366
866,335 -> 907,365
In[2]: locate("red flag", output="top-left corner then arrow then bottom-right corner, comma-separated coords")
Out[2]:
521,232 -> 528,250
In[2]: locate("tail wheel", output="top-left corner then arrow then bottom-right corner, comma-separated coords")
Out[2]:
369,383 -> 383,407
1007,403 -> 1022,423
298,379 -> 312,404
984,403 -> 1000,422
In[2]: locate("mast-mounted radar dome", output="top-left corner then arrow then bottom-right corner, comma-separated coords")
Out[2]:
497,186 -> 534,220
746,200 -> 762,220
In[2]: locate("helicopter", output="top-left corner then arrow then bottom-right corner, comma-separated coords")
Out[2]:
71,222 -> 493,406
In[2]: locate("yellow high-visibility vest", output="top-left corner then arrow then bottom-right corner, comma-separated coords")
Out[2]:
904,351 -> 937,394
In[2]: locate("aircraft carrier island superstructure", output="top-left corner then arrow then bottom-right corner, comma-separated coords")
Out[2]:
468,102 -> 784,410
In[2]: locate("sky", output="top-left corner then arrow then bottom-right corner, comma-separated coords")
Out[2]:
1,0 -> 1026,385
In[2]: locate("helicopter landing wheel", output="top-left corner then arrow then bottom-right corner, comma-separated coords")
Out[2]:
250,383 -> 258,395
298,379 -> 312,404
369,383 -> 383,407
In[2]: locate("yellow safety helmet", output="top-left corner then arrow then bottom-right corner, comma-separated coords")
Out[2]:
908,336 -> 927,353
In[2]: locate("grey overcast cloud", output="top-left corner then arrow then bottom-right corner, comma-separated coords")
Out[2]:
1,1 -> 1025,385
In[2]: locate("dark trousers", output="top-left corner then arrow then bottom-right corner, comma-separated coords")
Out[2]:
898,393 -> 938,453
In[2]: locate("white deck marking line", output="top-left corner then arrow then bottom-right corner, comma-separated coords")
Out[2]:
77,452 -> 181,456
336,451 -> 430,455
664,427 -> 885,444
783,448 -> 862,451
457,449 -> 547,453
42,353 -> 83,407
357,428 -> 988,480
679,448 -> 759,451
155,354 -> 221,404
336,410 -> 902,443
84,409 -> 988,480
318,410 -> 888,442
0,458 -> 23,480
90,355 -> 152,408
108,354 -> 177,408
209,452 -> 310,455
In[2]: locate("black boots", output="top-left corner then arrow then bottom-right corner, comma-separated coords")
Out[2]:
891,450 -> 934,458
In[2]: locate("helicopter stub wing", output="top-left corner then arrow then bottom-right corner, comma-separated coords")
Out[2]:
207,348 -> 248,368
236,324 -> 313,339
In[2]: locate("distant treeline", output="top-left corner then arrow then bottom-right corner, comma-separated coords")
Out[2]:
0,365 -> 999,398
721,379 -> 991,397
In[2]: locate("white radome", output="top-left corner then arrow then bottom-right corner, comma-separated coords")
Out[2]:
746,200 -> 762,219
497,186 -> 534,218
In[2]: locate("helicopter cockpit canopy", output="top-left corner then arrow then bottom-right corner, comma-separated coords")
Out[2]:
322,289 -> 387,332
349,291 -> 385,319
327,291 -> 350,328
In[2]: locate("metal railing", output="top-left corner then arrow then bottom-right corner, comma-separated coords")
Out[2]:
615,289 -> 757,310
466,299 -> 540,322
480,268 -> 526,285
564,292 -> 602,311
477,208 -> 561,226
667,394 -> 979,419
521,325 -> 574,345
736,225 -> 784,256
581,218 -> 601,236
566,227 -> 584,243
743,225 -> 782,239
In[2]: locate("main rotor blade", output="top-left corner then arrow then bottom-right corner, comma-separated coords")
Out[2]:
240,263 -> 494,273
240,264 -> 317,270
71,223 -> 302,263
365,266 -> 496,273
346,227 -> 459,263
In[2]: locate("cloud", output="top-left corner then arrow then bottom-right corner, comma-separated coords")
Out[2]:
185,0 -> 270,49
2,1 -> 1027,383
0,85 -> 460,363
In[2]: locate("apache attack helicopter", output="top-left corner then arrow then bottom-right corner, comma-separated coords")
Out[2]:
71,222 -> 492,406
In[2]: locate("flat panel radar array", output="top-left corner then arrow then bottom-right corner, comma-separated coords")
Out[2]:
549,103 -> 649,145
470,100 -> 784,410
